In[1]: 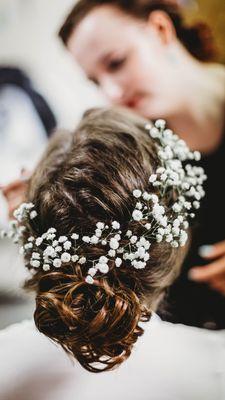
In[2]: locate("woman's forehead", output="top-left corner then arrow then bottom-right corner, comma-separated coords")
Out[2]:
68,5 -> 143,65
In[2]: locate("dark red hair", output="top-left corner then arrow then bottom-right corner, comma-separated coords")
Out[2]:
59,0 -> 217,62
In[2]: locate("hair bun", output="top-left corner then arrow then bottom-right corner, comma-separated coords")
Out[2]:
34,271 -> 151,372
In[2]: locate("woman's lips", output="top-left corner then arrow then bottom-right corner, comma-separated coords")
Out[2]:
125,95 -> 143,108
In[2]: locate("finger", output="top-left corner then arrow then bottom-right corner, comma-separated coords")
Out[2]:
2,179 -> 26,195
209,280 -> 225,296
8,195 -> 25,219
2,181 -> 28,201
210,279 -> 225,291
198,240 -> 225,259
189,257 -> 225,282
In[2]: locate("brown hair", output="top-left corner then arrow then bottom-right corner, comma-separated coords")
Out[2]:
59,0 -> 217,62
23,107 -> 186,373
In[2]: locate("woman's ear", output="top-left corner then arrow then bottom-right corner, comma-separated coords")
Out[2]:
147,10 -> 177,44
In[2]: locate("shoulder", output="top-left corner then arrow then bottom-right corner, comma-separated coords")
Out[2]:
0,319 -> 76,398
0,316 -> 224,400
0,319 -> 72,365
0,319 -> 52,354
124,314 -> 225,399
145,314 -> 225,362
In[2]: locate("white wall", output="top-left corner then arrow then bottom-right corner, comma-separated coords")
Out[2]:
0,0 -> 105,129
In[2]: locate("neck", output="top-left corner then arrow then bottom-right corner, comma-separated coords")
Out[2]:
167,50 -> 225,154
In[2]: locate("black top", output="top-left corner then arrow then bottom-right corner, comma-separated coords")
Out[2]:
160,129 -> 225,330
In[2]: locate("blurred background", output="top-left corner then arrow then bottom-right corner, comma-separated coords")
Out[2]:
0,0 -> 224,329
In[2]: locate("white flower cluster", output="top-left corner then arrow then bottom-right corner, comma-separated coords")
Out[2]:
1,120 -> 206,284
0,203 -> 36,243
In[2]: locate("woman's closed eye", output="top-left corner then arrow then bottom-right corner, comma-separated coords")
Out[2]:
107,57 -> 126,72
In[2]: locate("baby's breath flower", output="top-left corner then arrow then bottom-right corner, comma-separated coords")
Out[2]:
55,246 -> 62,253
193,201 -> 200,209
98,263 -> 109,274
132,260 -> 146,269
143,192 -> 151,201
71,233 -> 79,240
35,238 -> 43,246
133,189 -> 142,198
156,234 -> 163,243
144,253 -> 150,262
172,227 -> 180,236
145,223 -> 151,230
31,260 -> 40,268
96,222 -> 105,230
85,276 -> 94,284
63,241 -> 72,250
151,194 -> 159,203
44,246 -> 55,257
58,236 -> 67,243
53,259 -> 62,268
47,233 -> 56,241
130,236 -> 138,244
132,210 -> 143,221
166,234 -> 173,243
32,252 -> 40,260
79,257 -> 86,264
109,238 -> 119,250
108,249 -> 116,257
136,202 -> 143,210
150,127 -> 160,138
125,230 -> 132,238
149,174 -> 157,183
88,267 -> 97,277
90,235 -> 99,244
48,228 -> 56,234
82,236 -> 90,243
114,234 -> 121,241
24,243 -> 33,250
99,256 -> 108,264
115,258 -> 122,268
172,203 -> 182,213
155,119 -> 166,129
43,264 -> 50,272
95,229 -> 102,238
61,253 -> 71,263
30,210 -> 37,219
112,221 -> 120,230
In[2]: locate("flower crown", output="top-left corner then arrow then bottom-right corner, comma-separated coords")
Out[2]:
1,120 -> 207,284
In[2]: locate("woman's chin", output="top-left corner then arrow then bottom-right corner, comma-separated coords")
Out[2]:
133,98 -> 172,121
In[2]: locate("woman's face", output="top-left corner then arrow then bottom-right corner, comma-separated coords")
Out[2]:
68,5 -> 184,120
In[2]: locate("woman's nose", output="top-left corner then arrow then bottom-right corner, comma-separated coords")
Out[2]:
101,77 -> 124,104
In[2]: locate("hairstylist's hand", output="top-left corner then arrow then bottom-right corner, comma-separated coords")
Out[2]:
189,240 -> 225,296
0,170 -> 30,219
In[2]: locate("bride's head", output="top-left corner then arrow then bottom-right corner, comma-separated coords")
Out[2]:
17,108 -> 204,372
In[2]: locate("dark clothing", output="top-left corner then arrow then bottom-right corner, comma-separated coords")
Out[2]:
0,67 -> 56,136
160,130 -> 225,330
